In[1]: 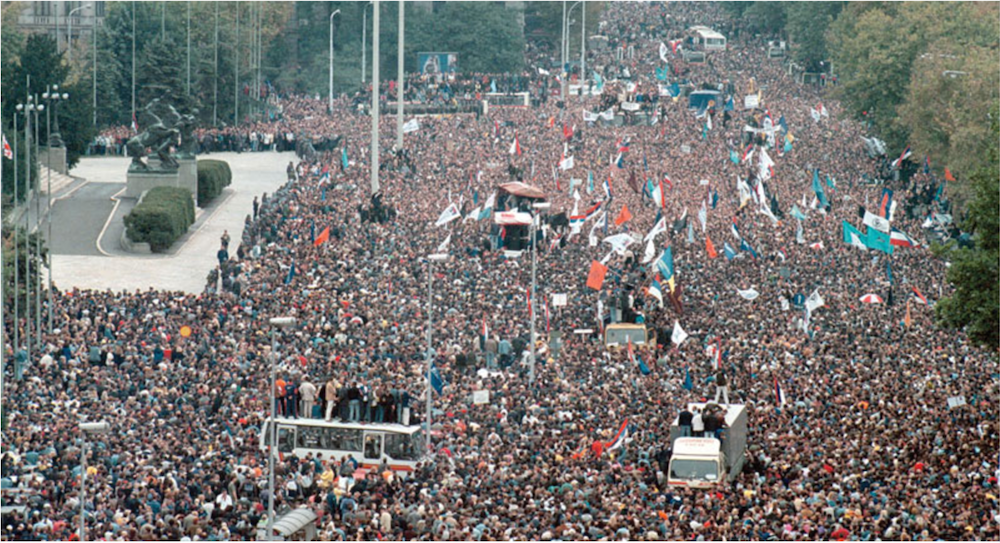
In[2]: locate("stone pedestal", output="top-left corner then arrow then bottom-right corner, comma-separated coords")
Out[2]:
40,146 -> 67,175
125,157 -> 197,199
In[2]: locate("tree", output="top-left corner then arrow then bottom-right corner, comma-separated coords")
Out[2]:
935,105 -> 999,350
743,2 -> 787,35
784,2 -> 841,71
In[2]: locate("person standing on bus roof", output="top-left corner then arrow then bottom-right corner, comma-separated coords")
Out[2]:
322,378 -> 339,422
348,383 -> 362,422
285,379 -> 299,419
300,378 -> 317,419
275,376 -> 287,417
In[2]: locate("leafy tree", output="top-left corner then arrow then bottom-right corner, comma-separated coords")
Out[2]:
784,2 -> 841,71
743,2 -> 787,35
524,1 -> 603,59
0,124 -> 38,206
935,105 -> 999,349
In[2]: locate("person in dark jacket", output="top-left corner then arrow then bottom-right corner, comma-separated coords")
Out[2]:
678,407 -> 694,438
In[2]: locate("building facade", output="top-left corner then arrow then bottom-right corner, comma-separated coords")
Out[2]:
16,1 -> 106,54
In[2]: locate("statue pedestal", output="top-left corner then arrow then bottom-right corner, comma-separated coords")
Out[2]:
40,146 -> 67,175
125,157 -> 196,199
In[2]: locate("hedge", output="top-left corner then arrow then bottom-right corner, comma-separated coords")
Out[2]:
197,159 -> 232,206
124,187 -> 196,252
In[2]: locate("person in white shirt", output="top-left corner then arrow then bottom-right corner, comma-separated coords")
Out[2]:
691,407 -> 705,437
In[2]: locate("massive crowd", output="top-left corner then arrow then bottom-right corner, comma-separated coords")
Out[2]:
7,2 -> 999,541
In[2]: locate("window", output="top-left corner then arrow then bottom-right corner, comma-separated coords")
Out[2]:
669,459 -> 719,481
64,1 -> 81,16
364,433 -> 383,460
296,426 -> 324,449
277,426 -> 296,453
384,432 -> 420,460
325,428 -> 362,452
35,2 -> 53,16
95,1 -> 105,17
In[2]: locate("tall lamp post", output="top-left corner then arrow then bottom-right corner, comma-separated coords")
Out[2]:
424,253 -> 449,453
42,86 -> 67,334
361,1 -> 373,84
328,9 -> 341,112
267,316 -> 296,541
562,1 -> 582,104
67,4 -> 87,68
580,0 -> 586,92
370,0 -> 380,195
529,201 -> 551,385
78,421 -> 110,543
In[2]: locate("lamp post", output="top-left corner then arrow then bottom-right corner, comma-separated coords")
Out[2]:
93,1 -> 98,126
580,0 -> 586,93
32,94 -> 42,352
361,1 -> 373,84
78,421 -> 110,542
395,0 -> 404,150
42,86 -> 67,334
328,9 -> 341,112
12,111 -> 19,377
67,4 -> 87,68
425,253 -> 449,453
370,0 -> 380,195
529,201 -> 551,385
563,1 -> 582,104
267,316 -> 296,541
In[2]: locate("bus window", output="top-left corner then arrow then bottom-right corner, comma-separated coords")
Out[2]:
327,428 -> 362,452
297,426 -> 323,449
278,426 -> 296,453
385,433 -> 419,460
364,434 -> 383,460
411,430 -> 425,457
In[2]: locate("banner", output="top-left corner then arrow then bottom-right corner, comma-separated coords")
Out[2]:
744,94 -> 759,109
418,52 -> 458,74
402,118 -> 420,133
863,209 -> 890,233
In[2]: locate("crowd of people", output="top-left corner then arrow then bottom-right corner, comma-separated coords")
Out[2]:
7,1 -> 998,541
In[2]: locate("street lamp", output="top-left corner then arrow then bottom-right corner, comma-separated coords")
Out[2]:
529,201 -> 551,385
78,421 -> 110,542
67,4 -> 87,68
42,86 -> 67,334
267,316 -> 296,541
562,1 -> 582,107
361,1 -> 374,84
328,9 -> 341,112
16,96 -> 42,368
424,253 -> 449,454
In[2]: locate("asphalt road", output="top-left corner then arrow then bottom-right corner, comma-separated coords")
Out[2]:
47,182 -> 123,256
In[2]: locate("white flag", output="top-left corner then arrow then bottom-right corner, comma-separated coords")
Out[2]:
659,41 -> 669,63
583,110 -> 599,122
437,234 -> 451,253
559,155 -> 575,171
602,233 -> 636,255
435,203 -> 461,227
863,210 -> 890,233
644,217 -> 667,241
737,288 -> 760,301
642,237 -> 656,264
737,177 -> 753,208
779,296 -> 790,312
464,206 -> 481,222
849,232 -> 868,250
671,321 -> 688,346
402,118 -> 420,134
698,200 -> 708,232
805,290 -> 824,312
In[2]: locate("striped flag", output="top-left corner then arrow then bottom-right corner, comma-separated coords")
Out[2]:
2,134 -> 12,160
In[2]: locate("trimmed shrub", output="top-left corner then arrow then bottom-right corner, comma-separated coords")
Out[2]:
124,187 -> 196,252
197,159 -> 233,206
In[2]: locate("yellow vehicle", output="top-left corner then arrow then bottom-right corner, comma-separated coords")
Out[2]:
604,323 -> 656,350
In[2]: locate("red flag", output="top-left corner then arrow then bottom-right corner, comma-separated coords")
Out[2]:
706,234 -> 718,259
586,261 -> 608,291
944,168 -> 956,182
614,204 -> 632,226
563,123 -> 573,140
2,134 -> 12,160
313,226 -> 330,247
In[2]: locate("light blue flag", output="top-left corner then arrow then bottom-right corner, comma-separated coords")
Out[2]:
341,146 -> 349,170
730,149 -> 739,164
783,139 -> 793,153
593,71 -> 604,91
865,228 -> 894,254
723,242 -> 736,260
490,79 -> 497,93
790,205 -> 807,221
687,222 -> 695,244
587,171 -> 595,194
812,169 -> 828,208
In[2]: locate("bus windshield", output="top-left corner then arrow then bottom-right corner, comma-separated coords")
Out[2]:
670,458 -> 720,481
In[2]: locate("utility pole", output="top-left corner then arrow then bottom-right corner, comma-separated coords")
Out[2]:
329,9 -> 341,112
235,1 -> 240,126
186,3 -> 191,96
581,0 -> 586,94
213,2 -> 219,126
161,0 -> 165,40
396,0 -> 404,150
93,3 -> 98,126
371,0 -> 380,194
131,1 -> 136,128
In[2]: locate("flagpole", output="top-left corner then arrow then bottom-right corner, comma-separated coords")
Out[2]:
395,0 -> 404,150
370,0 -> 380,194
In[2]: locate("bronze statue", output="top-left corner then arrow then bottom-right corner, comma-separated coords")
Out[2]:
126,99 -> 180,171
174,108 -> 199,159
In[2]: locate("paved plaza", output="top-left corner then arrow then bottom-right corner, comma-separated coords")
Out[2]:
49,151 -> 295,293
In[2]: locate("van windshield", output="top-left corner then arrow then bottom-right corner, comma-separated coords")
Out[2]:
670,458 -> 720,481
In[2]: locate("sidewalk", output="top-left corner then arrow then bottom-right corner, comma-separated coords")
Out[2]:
50,151 -> 295,293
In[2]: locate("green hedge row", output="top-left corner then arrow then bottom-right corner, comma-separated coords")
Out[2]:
124,187 -> 196,252
197,159 -> 232,206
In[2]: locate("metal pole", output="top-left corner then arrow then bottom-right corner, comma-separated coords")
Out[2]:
370,0 -> 380,194
396,0 -> 404,150
362,6 -> 367,84
24,93 -> 32,369
581,0 -> 586,93
45,92 -> 53,334
425,259 -> 433,454
93,6 -> 98,126
186,3 -> 191,95
161,0 -> 165,40
213,2 -> 218,126
267,329 -> 277,541
131,1 -> 135,127
235,1 -> 240,126
33,99 -> 41,351
79,438 -> 87,542
529,216 -> 536,384
68,13 -> 73,68
13,112 -> 19,365
329,9 -> 340,112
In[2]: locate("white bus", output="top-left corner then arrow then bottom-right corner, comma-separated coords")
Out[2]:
688,26 -> 727,52
260,418 -> 425,472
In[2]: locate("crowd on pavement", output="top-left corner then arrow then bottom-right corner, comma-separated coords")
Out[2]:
7,1 -> 998,541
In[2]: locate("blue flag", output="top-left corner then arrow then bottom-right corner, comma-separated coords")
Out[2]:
669,83 -> 680,97
284,263 -> 296,285
740,239 -> 758,259
711,190 -> 719,209
643,153 -> 648,172
341,146 -> 349,170
812,169 -> 828,208
778,115 -> 788,134
593,71 -> 604,90
723,242 -> 736,260
683,366 -> 693,391
321,186 -> 327,201
655,66 -> 668,81
730,149 -> 739,164
429,363 -> 445,395
637,353 -> 651,376
783,139 -> 793,153
790,205 -> 807,221
490,79 -> 497,93
886,260 -> 894,284
724,96 -> 735,111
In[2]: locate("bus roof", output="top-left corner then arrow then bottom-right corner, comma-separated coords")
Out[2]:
689,26 -> 726,41
684,402 -> 745,427
269,417 -> 422,435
